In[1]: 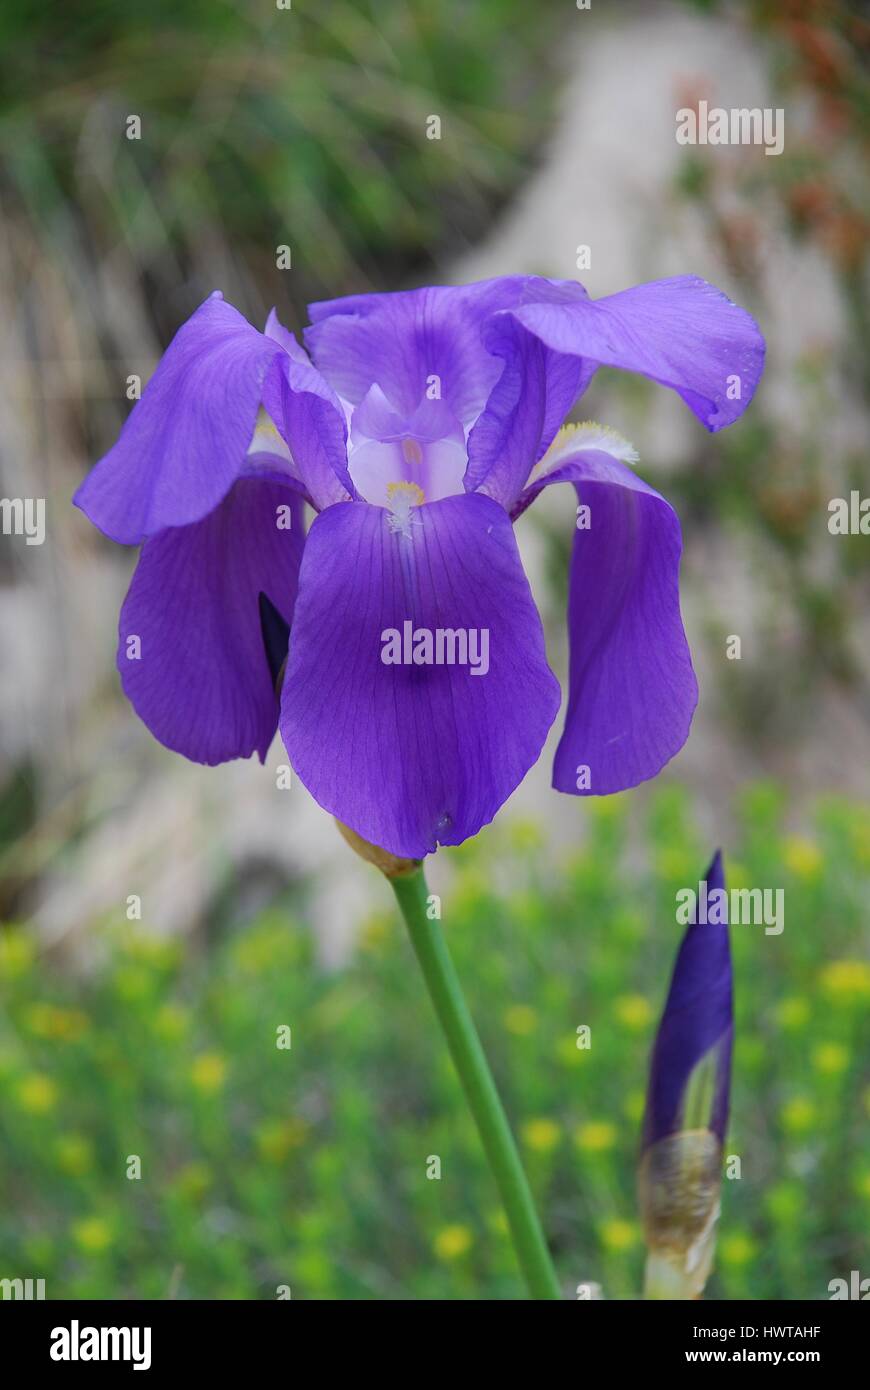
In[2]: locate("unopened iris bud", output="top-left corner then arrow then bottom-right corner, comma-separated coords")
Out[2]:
638,850 -> 733,1299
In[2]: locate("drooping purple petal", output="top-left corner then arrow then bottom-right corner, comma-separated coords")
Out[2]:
118,478 -> 305,765
74,293 -> 283,544
279,493 -> 561,857
642,851 -> 733,1149
517,447 -> 697,797
304,277 -> 538,426
468,275 -> 765,509
261,310 -> 354,508
504,274 -> 764,432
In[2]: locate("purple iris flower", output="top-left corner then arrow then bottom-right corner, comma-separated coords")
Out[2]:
74,278 -> 764,857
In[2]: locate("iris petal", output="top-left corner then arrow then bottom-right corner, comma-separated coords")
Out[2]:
74,293 -> 282,544
469,275 -> 765,509
279,493 -> 560,857
304,277 -> 537,426
517,446 -> 698,796
261,311 -> 354,508
506,275 -> 765,432
118,478 -> 305,765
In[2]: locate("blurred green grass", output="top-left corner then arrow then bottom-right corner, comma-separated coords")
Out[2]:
0,0 -> 558,333
1,782 -> 868,1299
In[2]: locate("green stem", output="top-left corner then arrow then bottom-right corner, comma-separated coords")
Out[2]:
390,866 -> 561,1300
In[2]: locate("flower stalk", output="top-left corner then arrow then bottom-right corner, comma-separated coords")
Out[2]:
389,866 -> 561,1300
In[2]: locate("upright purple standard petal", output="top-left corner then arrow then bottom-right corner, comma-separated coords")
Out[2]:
118,478 -> 305,765
464,281 -> 590,508
643,851 -> 733,1151
74,294 -> 283,544
517,447 -> 698,797
304,277 -> 539,427
279,493 -> 561,858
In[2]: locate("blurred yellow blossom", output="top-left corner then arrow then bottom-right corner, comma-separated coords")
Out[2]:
820,960 -> 870,1004
433,1224 -> 473,1260
776,996 -> 811,1031
503,1004 -> 538,1037
811,1042 -> 849,1077
781,1096 -> 817,1134
522,1117 -> 561,1153
614,994 -> 653,1031
190,1053 -> 227,1094
575,1120 -> 617,1153
0,928 -> 35,979
719,1232 -> 757,1267
599,1218 -> 637,1252
16,1073 -> 57,1114
855,1171 -> 870,1201
782,836 -> 823,881
55,1134 -> 94,1177
72,1217 -> 113,1253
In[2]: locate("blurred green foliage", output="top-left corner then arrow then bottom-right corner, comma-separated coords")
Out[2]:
1,784 -> 868,1300
0,0 -> 557,330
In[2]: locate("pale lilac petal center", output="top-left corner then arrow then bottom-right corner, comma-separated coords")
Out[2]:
347,387 -> 467,508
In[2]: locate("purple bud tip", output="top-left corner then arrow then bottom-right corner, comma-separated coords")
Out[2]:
642,849 -> 733,1152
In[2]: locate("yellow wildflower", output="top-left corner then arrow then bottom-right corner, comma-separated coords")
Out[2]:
433,1225 -> 473,1260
